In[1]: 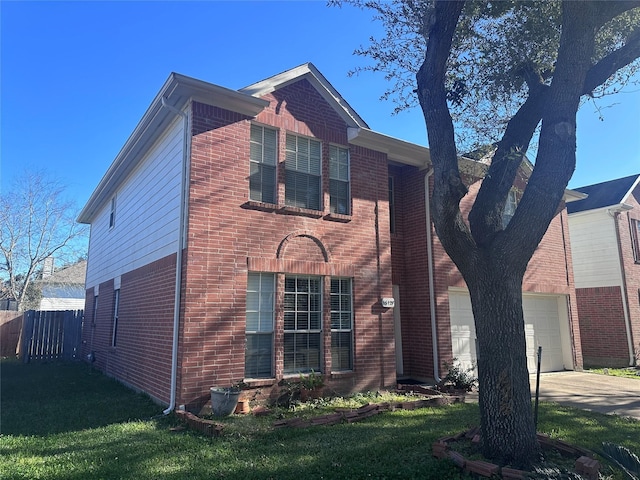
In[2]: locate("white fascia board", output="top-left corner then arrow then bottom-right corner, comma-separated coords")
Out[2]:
240,62 -> 368,129
621,175 -> 640,204
567,203 -> 633,218
78,73 -> 268,224
563,189 -> 588,203
348,127 -> 489,177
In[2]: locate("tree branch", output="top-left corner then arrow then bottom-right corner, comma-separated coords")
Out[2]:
416,0 -> 476,273
468,84 -> 546,247
583,27 -> 640,94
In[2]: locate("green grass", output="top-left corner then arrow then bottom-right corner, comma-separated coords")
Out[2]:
587,367 -> 640,380
1,360 -> 639,480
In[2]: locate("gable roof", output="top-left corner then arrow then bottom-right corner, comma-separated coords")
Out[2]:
40,260 -> 87,286
567,174 -> 640,214
240,63 -> 369,129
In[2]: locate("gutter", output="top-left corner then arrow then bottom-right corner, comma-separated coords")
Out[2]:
160,97 -> 190,414
424,169 -> 441,382
608,205 -> 636,366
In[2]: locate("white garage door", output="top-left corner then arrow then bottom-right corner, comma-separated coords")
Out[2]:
449,292 -> 566,374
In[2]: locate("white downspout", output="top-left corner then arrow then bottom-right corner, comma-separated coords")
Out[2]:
424,169 -> 441,382
608,208 -> 635,366
161,97 -> 190,414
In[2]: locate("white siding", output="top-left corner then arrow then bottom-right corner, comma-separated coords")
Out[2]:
567,210 -> 622,288
40,296 -> 86,311
85,116 -> 184,289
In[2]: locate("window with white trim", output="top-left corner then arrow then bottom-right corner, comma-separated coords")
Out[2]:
249,125 -> 277,204
631,218 -> 640,263
109,196 -> 117,229
245,273 -> 274,378
283,276 -> 322,374
329,145 -> 350,215
111,289 -> 120,347
92,294 -> 99,326
502,189 -> 517,228
285,134 -> 321,211
330,278 -> 353,371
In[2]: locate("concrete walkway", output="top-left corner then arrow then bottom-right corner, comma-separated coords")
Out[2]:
468,371 -> 640,419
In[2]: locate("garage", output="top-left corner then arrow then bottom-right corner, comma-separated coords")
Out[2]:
449,290 -> 573,374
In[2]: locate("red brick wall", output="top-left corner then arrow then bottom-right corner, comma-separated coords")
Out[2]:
390,166 -> 434,379
82,255 -> 177,404
178,79 -> 396,409
576,286 -> 629,367
620,188 -> 640,365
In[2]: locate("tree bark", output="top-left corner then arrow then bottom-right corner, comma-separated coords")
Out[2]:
466,253 -> 537,466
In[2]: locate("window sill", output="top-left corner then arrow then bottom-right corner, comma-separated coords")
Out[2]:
243,378 -> 277,388
279,206 -> 324,218
324,212 -> 352,223
329,370 -> 355,378
241,201 -> 279,212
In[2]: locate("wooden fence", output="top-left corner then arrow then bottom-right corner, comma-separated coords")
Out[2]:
0,311 -> 23,357
21,310 -> 84,362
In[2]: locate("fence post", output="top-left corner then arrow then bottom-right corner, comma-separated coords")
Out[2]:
21,311 -> 35,363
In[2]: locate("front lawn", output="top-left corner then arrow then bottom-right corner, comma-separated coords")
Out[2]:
588,367 -> 640,380
1,360 -> 639,479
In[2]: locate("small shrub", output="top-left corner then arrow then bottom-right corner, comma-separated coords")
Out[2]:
299,370 -> 324,390
441,359 -> 477,392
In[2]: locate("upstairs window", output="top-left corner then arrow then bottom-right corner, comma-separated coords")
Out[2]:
249,125 -> 277,204
109,196 -> 117,229
329,145 -> 350,215
285,134 -> 321,211
502,189 -> 517,228
631,218 -> 640,263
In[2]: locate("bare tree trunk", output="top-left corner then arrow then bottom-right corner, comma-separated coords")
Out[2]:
467,258 -> 538,466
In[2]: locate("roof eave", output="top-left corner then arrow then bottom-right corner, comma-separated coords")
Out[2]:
621,174 -> 640,204
347,127 -> 430,167
563,189 -> 588,203
77,74 -> 268,224
568,202 -> 633,217
347,127 -> 487,177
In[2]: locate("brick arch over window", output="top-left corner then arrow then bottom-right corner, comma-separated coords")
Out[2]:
247,231 -> 353,276
276,231 -> 330,263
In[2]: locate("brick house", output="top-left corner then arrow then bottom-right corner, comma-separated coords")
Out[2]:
567,174 -> 640,367
78,63 -> 584,411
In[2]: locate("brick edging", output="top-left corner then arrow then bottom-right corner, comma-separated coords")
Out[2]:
432,428 -> 601,480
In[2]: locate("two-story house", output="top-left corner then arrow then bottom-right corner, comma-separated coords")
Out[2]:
567,174 -> 640,367
78,64 -> 584,411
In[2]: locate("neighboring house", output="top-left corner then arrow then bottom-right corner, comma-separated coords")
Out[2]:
78,63 -> 584,411
567,174 -> 640,367
38,259 -> 87,311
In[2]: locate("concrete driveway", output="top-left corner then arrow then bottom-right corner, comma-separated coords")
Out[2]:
467,371 -> 640,419
530,371 -> 640,419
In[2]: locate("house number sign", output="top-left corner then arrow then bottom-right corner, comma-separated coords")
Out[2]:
381,298 -> 395,308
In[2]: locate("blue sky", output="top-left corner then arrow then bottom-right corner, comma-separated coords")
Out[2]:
2,1 -> 639,212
